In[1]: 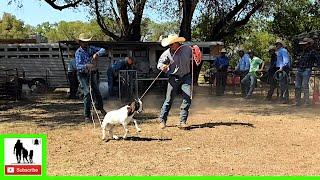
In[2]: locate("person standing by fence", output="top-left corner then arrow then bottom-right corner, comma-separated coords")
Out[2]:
294,38 -> 320,106
265,46 -> 278,101
275,40 -> 291,104
234,49 -> 250,97
214,48 -> 229,96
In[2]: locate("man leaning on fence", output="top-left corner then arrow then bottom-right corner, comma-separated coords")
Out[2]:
107,56 -> 134,96
75,33 -> 107,121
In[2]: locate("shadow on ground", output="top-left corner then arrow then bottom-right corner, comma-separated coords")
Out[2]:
105,136 -> 172,142
184,121 -> 255,131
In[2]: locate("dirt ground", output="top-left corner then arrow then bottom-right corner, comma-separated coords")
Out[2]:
1,86 -> 320,176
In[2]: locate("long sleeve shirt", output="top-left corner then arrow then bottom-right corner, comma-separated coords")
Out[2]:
276,47 -> 290,69
214,55 -> 229,70
157,45 -> 192,77
67,59 -> 77,73
297,49 -> 320,69
75,46 -> 106,73
235,53 -> 250,71
111,60 -> 132,72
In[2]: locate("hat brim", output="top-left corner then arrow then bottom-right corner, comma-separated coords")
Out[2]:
76,37 -> 92,43
299,41 -> 308,45
161,37 -> 186,47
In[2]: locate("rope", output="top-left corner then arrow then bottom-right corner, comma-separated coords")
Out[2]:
273,70 -> 288,81
253,71 -> 265,79
139,44 -> 193,100
88,70 -> 102,128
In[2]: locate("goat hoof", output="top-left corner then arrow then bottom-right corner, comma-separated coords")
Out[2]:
137,128 -> 141,132
113,135 -> 119,140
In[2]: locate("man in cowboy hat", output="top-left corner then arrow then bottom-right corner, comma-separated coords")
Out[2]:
214,48 -> 229,96
275,39 -> 291,104
75,33 -> 107,121
294,37 -> 320,106
157,34 -> 192,129
234,48 -> 250,97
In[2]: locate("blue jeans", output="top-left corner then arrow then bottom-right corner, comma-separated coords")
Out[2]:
78,71 -> 104,117
278,69 -> 290,103
241,73 -> 257,97
295,68 -> 312,105
160,74 -> 192,124
107,67 -> 114,96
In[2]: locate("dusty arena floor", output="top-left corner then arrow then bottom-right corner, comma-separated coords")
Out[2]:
1,86 -> 320,176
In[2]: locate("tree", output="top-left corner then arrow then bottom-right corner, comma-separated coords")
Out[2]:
270,0 -> 320,39
42,0 -> 147,41
193,0 -> 265,41
0,12 -> 32,39
36,20 -> 107,42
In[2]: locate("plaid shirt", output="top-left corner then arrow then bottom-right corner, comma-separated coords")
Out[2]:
297,49 -> 320,68
75,46 -> 105,72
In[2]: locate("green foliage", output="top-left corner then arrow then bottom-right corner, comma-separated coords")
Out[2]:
35,20 -> 107,42
0,12 -> 32,39
270,0 -> 320,38
224,20 -> 280,68
141,18 -> 180,42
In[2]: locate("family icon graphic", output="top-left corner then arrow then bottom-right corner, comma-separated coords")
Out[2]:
4,138 -> 43,176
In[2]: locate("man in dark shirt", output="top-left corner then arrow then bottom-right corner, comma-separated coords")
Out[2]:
295,38 -> 320,106
266,46 -> 278,101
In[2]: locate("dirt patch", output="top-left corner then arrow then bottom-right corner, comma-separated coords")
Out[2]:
1,88 -> 320,175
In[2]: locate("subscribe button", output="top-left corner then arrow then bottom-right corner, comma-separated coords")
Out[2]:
5,165 -> 41,175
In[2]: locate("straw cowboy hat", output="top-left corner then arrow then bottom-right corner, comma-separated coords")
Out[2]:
220,48 -> 227,53
299,37 -> 314,45
161,34 -> 186,47
268,45 -> 276,51
275,39 -> 286,47
76,33 -> 92,43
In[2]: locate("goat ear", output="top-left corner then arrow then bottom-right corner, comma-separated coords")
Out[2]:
128,102 -> 136,116
127,106 -> 132,116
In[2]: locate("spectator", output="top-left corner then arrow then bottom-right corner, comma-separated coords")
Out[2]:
107,56 -> 134,96
241,50 -> 265,99
275,39 -> 291,104
265,46 -> 278,101
214,48 -> 229,96
294,38 -> 320,106
235,49 -> 250,97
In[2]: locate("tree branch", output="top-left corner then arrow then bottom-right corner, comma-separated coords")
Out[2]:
94,0 -> 120,40
44,0 -> 82,11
